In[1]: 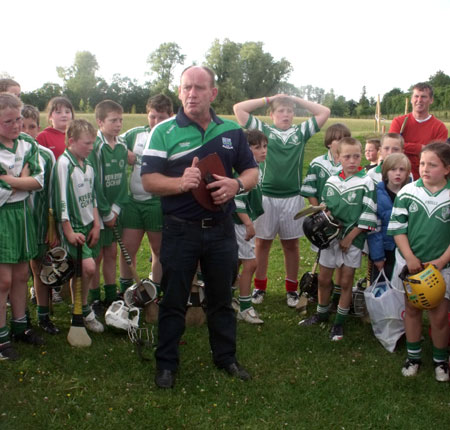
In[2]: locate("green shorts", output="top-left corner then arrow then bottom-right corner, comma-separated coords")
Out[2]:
36,243 -> 49,261
0,200 -> 37,263
121,197 -> 162,232
63,223 -> 101,260
100,222 -> 122,248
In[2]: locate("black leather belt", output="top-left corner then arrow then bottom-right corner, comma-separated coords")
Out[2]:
167,215 -> 226,229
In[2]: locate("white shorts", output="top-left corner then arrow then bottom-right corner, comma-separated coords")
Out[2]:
319,239 -> 362,269
391,248 -> 450,299
255,195 -> 305,240
234,224 -> 256,260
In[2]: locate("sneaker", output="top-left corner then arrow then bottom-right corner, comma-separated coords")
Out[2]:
38,316 -> 60,335
237,307 -> 264,324
329,324 -> 344,341
52,288 -> 63,304
30,287 -> 37,305
434,361 -> 449,382
91,300 -> 106,318
286,292 -> 299,308
298,313 -> 323,326
231,298 -> 240,312
401,359 -> 421,377
83,311 -> 105,333
251,289 -> 265,305
12,328 -> 45,345
0,342 -> 19,361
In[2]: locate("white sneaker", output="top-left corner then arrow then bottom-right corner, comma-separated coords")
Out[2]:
251,289 -> 265,305
286,292 -> 299,308
237,307 -> 264,324
83,311 -> 104,333
401,359 -> 421,377
434,362 -> 449,382
52,288 -> 63,304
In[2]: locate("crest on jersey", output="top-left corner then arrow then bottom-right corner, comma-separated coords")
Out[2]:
319,170 -> 326,178
409,202 -> 418,213
327,188 -> 334,197
437,206 -> 450,223
222,137 -> 233,149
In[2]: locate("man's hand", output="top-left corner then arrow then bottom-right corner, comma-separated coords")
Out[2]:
180,157 -> 201,192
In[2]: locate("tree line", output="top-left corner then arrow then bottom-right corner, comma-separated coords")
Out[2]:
16,41 -> 450,119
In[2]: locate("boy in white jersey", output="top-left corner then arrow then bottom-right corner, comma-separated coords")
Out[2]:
119,94 -> 173,295
299,137 -> 377,341
233,94 -> 330,307
0,93 -> 44,360
388,142 -> 450,381
53,119 -> 103,333
301,123 -> 351,309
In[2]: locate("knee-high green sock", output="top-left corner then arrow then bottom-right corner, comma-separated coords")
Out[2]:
0,326 -> 9,344
406,341 -> 422,361
11,315 -> 27,335
119,278 -> 134,293
37,306 -> 49,322
432,345 -> 448,364
332,284 -> 341,305
239,295 -> 252,312
316,304 -> 330,321
82,304 -> 91,317
334,305 -> 349,326
104,284 -> 118,303
89,287 -> 101,303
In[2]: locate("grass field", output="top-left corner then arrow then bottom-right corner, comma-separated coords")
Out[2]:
1,116 -> 450,430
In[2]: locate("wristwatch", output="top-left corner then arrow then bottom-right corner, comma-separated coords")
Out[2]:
235,178 -> 245,195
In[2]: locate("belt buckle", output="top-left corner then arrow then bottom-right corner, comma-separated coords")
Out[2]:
201,218 -> 213,228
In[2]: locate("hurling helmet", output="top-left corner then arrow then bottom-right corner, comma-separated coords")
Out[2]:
124,279 -> 158,308
303,211 -> 341,250
105,300 -> 140,331
400,264 -> 446,310
40,247 -> 75,287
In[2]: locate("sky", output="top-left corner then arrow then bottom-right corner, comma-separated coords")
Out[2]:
3,0 -> 450,102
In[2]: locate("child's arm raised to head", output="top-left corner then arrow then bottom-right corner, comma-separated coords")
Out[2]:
233,97 -> 270,127
289,96 -> 331,128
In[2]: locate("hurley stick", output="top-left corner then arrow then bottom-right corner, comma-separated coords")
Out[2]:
67,244 -> 92,347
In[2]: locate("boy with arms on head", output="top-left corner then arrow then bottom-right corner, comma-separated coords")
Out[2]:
0,93 -> 44,360
368,133 -> 404,184
299,137 -> 377,341
53,119 -> 103,332
233,94 -> 330,307
118,94 -> 173,295
233,129 -> 267,324
88,100 -> 128,313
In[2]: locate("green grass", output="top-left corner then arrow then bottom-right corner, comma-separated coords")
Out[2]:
2,116 -> 450,430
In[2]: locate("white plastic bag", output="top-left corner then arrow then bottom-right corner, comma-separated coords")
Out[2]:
364,269 -> 405,352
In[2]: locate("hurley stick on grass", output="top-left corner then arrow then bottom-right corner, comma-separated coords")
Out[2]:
67,244 -> 92,347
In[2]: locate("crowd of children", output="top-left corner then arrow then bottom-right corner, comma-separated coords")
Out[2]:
0,78 -> 449,383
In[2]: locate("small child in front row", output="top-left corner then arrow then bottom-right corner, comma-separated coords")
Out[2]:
233,130 -> 267,324
388,142 -> 450,381
368,133 -> 404,184
299,137 -> 377,341
300,122 -> 351,308
88,100 -> 128,313
52,119 -> 103,333
367,153 -> 411,282
364,138 -> 380,171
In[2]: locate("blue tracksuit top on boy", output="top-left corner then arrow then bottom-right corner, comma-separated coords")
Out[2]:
367,180 -> 396,262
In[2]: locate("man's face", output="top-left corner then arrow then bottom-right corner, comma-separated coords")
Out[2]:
411,88 -> 433,116
178,67 -> 217,119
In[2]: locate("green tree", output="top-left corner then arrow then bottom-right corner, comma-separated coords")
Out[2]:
147,42 -> 185,93
356,86 -> 373,117
428,70 -> 450,88
57,51 -> 99,108
21,82 -> 63,111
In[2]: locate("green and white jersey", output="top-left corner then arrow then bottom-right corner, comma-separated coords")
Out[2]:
388,178 -> 450,263
29,146 -> 55,243
367,163 -> 382,184
121,126 -> 158,201
0,132 -> 43,205
233,167 -> 264,224
245,114 -> 319,198
300,150 -> 341,199
322,169 -> 377,250
53,149 -> 97,229
88,130 -> 129,223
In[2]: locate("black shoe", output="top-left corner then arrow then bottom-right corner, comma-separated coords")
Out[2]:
91,300 -> 106,318
0,342 -> 19,361
221,362 -> 251,381
12,328 -> 45,346
39,316 -> 60,335
155,369 -> 176,389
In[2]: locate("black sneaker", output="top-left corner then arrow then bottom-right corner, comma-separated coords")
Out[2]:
91,300 -> 106,318
0,342 -> 19,361
12,328 -> 45,346
39,316 -> 60,335
329,324 -> 344,341
299,313 -> 325,326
